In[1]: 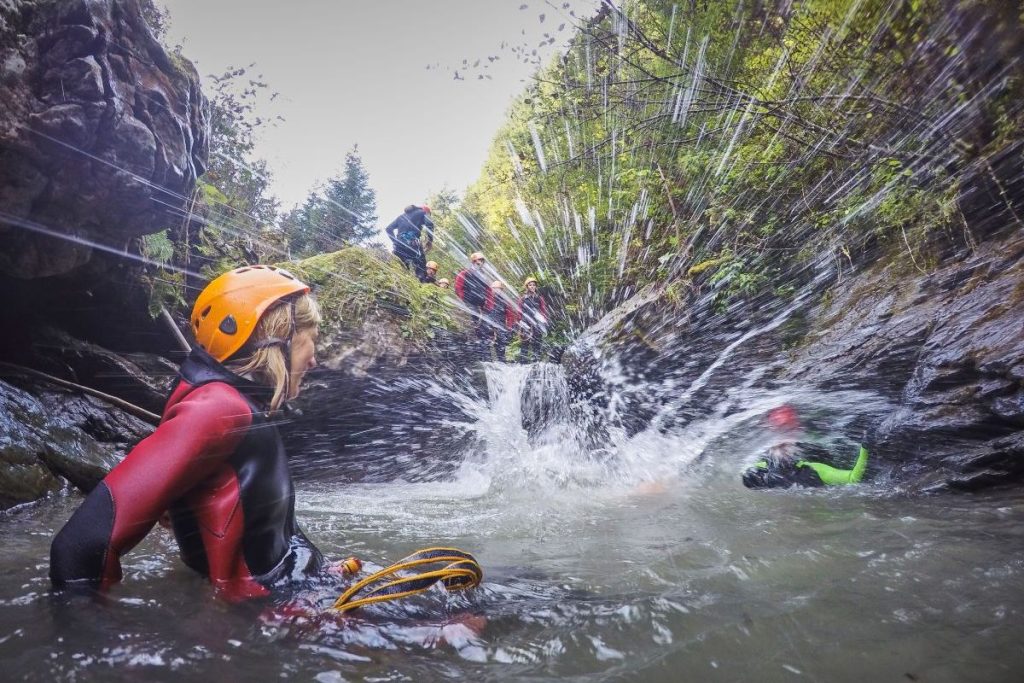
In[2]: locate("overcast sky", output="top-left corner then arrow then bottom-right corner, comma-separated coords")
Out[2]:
162,0 -> 599,231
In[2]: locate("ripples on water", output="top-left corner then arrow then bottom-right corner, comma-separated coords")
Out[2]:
2,363 -> 1023,681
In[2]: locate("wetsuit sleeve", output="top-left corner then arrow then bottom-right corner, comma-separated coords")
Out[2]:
799,446 -> 868,486
454,270 -> 466,300
540,296 -> 548,318
50,383 -> 252,588
385,219 -> 398,241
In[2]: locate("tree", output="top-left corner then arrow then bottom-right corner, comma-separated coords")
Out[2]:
321,146 -> 378,245
282,146 -> 379,257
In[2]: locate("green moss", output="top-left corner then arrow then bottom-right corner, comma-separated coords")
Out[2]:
166,51 -> 197,81
283,247 -> 464,345
687,256 -> 731,278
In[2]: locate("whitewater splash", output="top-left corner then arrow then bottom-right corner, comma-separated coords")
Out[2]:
299,361 -> 891,539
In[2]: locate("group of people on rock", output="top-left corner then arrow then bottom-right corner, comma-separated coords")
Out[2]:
453,251 -> 550,362
386,205 -> 551,362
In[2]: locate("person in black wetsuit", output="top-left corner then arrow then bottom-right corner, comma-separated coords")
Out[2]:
517,277 -> 549,363
741,405 -> 869,489
454,252 -> 492,359
423,260 -> 439,285
385,205 -> 434,281
484,281 -> 517,362
49,265 -> 333,601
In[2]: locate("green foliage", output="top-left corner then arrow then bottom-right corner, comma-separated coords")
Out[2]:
139,230 -> 186,316
284,247 -> 464,344
438,0 -> 1023,332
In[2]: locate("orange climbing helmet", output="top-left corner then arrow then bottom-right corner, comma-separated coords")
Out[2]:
524,277 -> 538,287
426,260 -> 439,270
421,205 -> 432,214
191,265 -> 309,362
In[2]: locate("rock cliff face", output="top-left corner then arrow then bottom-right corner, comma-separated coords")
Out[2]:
784,230 -> 1024,491
0,0 -> 207,509
565,149 -> 1024,491
0,0 -> 207,280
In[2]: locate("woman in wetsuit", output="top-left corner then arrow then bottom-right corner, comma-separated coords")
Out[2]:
50,265 -> 327,601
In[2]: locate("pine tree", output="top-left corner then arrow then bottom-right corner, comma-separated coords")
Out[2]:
282,145 -> 378,256
322,146 -> 378,244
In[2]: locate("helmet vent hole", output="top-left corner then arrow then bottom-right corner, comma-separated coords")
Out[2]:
199,305 -> 212,319
218,315 -> 238,335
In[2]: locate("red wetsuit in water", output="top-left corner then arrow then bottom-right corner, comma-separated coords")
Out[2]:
50,347 -> 323,601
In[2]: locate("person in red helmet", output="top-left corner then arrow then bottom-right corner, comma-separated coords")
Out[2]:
50,266 -> 333,601
742,405 -> 869,489
385,204 -> 434,281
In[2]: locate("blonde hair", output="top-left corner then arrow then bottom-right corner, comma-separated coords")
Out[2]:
231,293 -> 321,412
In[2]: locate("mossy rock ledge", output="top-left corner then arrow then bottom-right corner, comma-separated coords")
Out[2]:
285,247 -> 471,375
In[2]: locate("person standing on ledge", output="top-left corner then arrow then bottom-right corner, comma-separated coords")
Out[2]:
485,280 -> 517,362
49,266 -> 340,601
385,204 -> 434,281
455,252 -> 492,358
517,277 -> 549,363
742,405 -> 870,489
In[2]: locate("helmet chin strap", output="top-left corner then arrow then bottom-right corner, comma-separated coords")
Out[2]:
251,299 -> 298,403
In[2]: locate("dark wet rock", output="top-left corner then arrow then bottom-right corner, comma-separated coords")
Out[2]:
0,0 -> 208,280
0,376 -> 150,509
0,380 -> 64,508
569,203 -> 1024,491
520,362 -> 570,439
784,229 -> 1024,490
283,362 -> 480,484
280,249 -> 482,482
23,326 -> 177,414
563,278 -> 790,439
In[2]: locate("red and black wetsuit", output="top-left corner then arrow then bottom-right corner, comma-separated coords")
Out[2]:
50,348 -> 323,601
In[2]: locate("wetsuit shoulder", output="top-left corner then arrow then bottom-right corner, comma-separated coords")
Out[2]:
50,381 -> 255,588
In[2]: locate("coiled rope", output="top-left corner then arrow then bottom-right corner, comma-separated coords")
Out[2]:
332,547 -> 483,613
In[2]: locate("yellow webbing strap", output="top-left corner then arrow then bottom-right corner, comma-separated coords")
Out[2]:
332,547 -> 483,613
